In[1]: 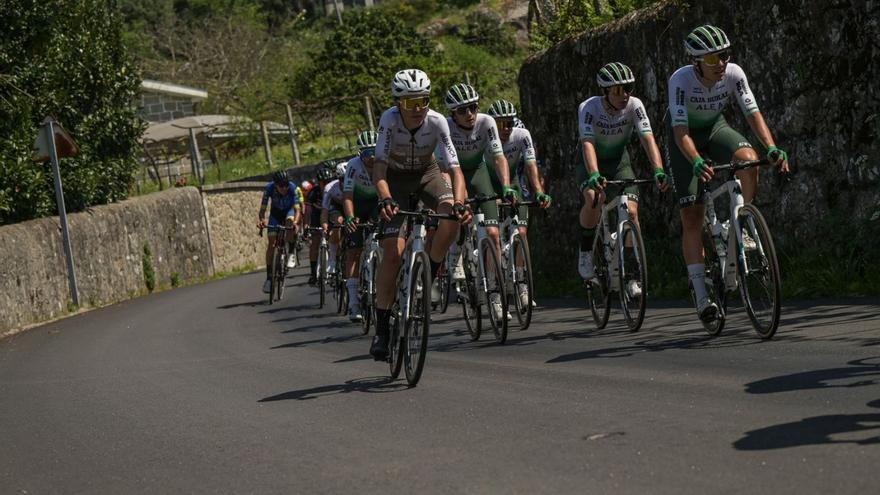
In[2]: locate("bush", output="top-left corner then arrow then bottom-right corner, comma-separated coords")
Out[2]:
0,0 -> 143,225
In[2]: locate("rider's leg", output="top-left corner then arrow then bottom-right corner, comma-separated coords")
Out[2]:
680,204 -> 710,302
328,214 -> 343,270
429,201 -> 457,276
578,187 -> 604,278
371,233 -> 404,358
733,146 -> 760,203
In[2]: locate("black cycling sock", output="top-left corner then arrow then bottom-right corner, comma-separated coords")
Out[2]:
375,309 -> 391,338
287,241 -> 295,252
310,261 -> 317,277
430,259 -> 441,281
580,228 -> 596,252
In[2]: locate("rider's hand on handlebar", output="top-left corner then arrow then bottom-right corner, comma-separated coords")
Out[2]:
585,171 -> 606,191
378,197 -> 399,221
767,145 -> 790,174
653,167 -> 670,192
536,192 -> 552,209
693,156 -> 714,182
502,185 -> 519,205
452,202 -> 472,225
257,219 -> 267,229
344,216 -> 358,234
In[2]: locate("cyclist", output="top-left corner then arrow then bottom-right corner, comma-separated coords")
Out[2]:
667,25 -> 789,321
487,99 -> 552,308
342,130 -> 379,322
369,68 -> 472,361
258,170 -> 301,293
321,161 -> 346,277
576,62 -> 667,298
306,163 -> 335,285
442,83 -> 518,323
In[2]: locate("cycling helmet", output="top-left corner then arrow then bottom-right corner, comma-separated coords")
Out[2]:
300,180 -> 313,192
444,83 -> 480,110
335,161 -> 347,179
316,165 -> 334,182
272,170 -> 289,185
391,69 -> 431,98
487,99 -> 517,118
356,130 -> 378,150
685,25 -> 731,57
597,62 -> 635,88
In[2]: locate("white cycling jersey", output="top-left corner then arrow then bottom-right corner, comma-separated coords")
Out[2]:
502,127 -> 537,169
321,179 -> 343,211
343,156 -> 376,201
375,107 -> 459,172
441,113 -> 504,170
578,96 -> 652,159
668,63 -> 760,130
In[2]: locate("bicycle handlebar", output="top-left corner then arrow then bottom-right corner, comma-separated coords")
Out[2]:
709,157 -> 771,172
395,210 -> 459,221
464,194 -> 499,206
258,224 -> 295,237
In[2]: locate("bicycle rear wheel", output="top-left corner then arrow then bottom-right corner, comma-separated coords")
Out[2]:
695,226 -> 726,336
404,251 -> 431,386
618,220 -> 647,331
437,266 -> 451,314
480,238 -> 508,344
736,204 -> 781,339
359,253 -> 374,335
510,235 -> 534,330
587,228 -> 611,329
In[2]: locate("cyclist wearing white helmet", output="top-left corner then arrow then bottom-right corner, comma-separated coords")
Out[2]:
370,69 -> 471,360
341,130 -> 380,322
667,25 -> 789,322
442,83 -> 518,323
575,62 -> 667,291
321,161 -> 346,276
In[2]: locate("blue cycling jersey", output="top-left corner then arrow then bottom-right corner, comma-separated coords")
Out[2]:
261,182 -> 300,220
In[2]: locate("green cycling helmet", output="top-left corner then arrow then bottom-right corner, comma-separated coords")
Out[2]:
356,130 -> 378,150
444,83 -> 480,110
597,62 -> 635,88
685,25 -> 731,57
487,99 -> 517,118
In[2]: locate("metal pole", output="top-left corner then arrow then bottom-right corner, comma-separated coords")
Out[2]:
464,71 -> 471,85
45,120 -> 80,307
188,127 -> 204,185
364,96 -> 375,133
285,104 -> 301,166
260,120 -> 274,169
332,0 -> 343,24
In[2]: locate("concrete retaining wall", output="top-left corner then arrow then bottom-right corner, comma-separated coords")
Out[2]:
0,187 -> 213,336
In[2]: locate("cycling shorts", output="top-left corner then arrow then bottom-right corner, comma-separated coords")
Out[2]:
463,165 -> 499,226
382,162 -> 454,238
575,149 -> 639,203
665,114 -> 754,208
488,169 -> 528,226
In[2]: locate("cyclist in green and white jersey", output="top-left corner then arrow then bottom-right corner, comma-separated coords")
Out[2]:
667,25 -> 789,321
321,162 -> 347,276
441,83 -> 518,322
342,130 -> 379,322
576,62 -> 667,293
370,69 -> 471,360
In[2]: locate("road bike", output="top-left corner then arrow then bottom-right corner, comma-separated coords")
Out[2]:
306,226 -> 329,309
259,224 -> 294,305
586,179 -> 652,331
456,195 -> 508,344
498,200 -> 539,330
355,222 -> 380,335
696,158 -> 782,339
386,208 -> 457,386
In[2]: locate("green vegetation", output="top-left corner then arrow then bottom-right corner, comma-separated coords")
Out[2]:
529,0 -> 663,50
142,242 -> 156,292
0,0 -> 143,225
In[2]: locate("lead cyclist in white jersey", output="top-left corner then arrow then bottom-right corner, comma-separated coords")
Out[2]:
370,69 -> 472,361
666,25 -> 789,322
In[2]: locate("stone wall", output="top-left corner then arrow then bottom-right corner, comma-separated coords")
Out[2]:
518,0 -> 879,274
139,92 -> 198,123
0,187 -> 213,336
201,182 -> 267,274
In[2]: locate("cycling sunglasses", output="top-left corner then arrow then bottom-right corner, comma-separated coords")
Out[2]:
496,118 -> 515,129
698,50 -> 732,66
454,103 -> 479,116
608,83 -> 635,96
400,96 -> 430,110
360,147 -> 376,158
274,181 -> 290,189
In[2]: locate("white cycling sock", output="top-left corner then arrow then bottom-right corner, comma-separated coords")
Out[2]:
347,278 -> 359,305
688,264 -> 708,301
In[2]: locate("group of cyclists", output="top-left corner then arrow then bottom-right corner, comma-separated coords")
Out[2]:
257,24 -> 790,366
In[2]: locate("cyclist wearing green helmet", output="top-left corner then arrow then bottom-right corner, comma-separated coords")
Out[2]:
576,62 -> 667,288
341,130 -> 379,322
305,163 -> 337,285
667,24 -> 790,322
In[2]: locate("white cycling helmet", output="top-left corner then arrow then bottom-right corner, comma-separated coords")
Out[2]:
335,161 -> 347,179
685,25 -> 731,57
391,69 -> 431,98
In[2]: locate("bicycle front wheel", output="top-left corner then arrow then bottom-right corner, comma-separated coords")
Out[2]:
318,245 -> 328,309
268,249 -> 281,305
389,303 -> 403,380
510,234 -> 534,330
695,226 -> 726,336
275,247 -> 287,302
438,266 -> 451,314
618,220 -> 647,331
461,249 -> 482,340
736,204 -> 782,339
404,251 -> 431,386
587,228 -> 611,329
480,238 -> 508,344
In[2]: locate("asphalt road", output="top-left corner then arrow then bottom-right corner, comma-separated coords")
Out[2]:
1,268 -> 879,494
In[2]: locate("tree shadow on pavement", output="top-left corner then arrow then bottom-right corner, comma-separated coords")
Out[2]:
734,357 -> 880,450
271,333 -> 363,349
258,376 -> 408,402
259,304 -> 315,315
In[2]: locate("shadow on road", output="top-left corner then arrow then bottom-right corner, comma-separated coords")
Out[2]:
734,357 -> 880,450
258,376 -> 408,402
217,300 -> 265,309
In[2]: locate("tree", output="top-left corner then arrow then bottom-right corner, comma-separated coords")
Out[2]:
0,0 -> 143,224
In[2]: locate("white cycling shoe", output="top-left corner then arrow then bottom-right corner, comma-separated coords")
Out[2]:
625,280 -> 642,298
262,279 -> 272,294
696,297 -> 719,322
578,251 -> 595,280
489,293 -> 504,322
286,255 -> 297,269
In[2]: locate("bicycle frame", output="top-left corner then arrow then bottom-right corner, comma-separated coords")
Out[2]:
594,193 -> 634,293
